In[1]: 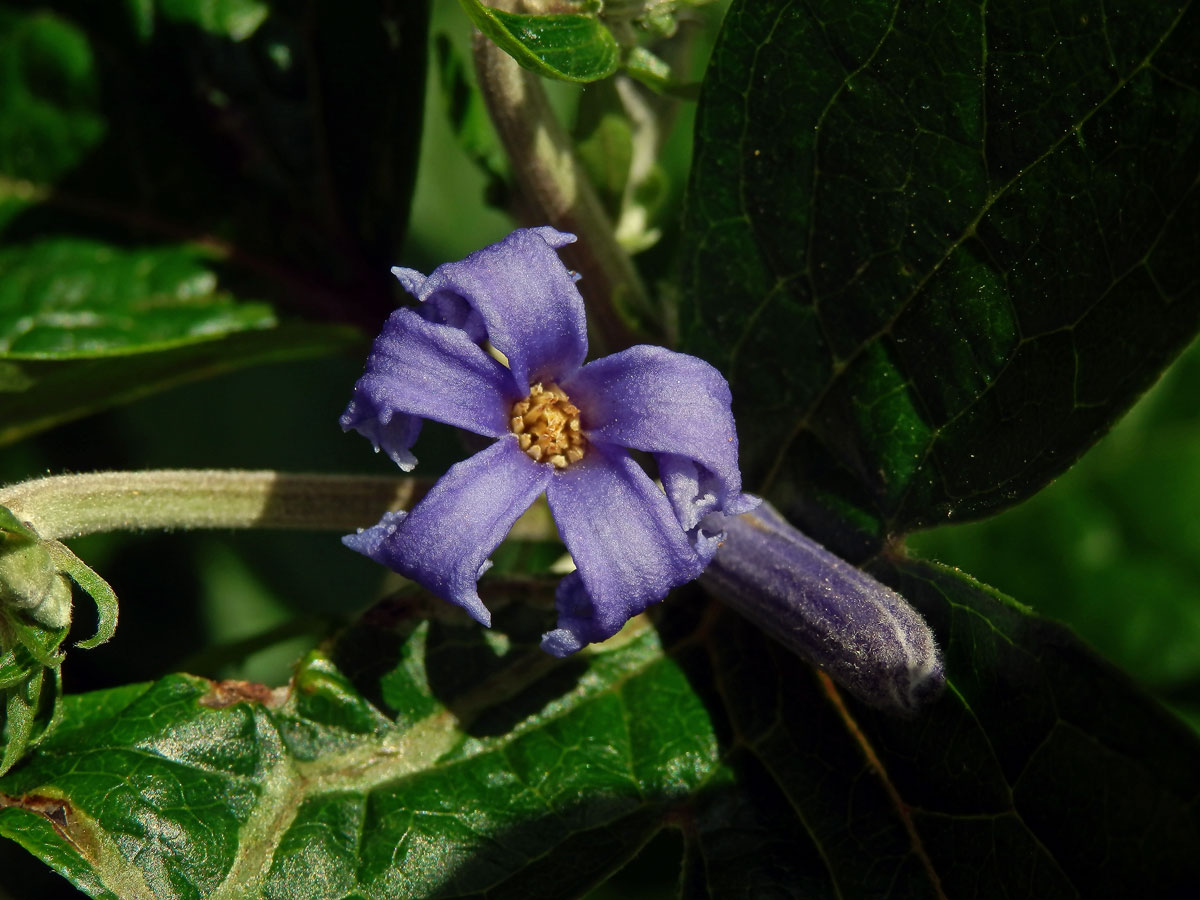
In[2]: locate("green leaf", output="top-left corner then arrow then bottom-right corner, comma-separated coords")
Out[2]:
0,238 -> 363,447
622,46 -> 671,89
0,507 -> 71,630
0,9 -> 104,207
0,674 -> 60,786
151,0 -> 270,41
8,614 -> 66,671
0,240 -> 274,357
680,557 -> 1200,896
680,0 -> 1200,543
0,607 -> 719,898
0,663 -> 58,777
0,322 -> 362,447
43,541 -> 117,650
459,0 -> 619,83
2,570 -> 1198,895
0,507 -> 37,542
0,1 -> 429,439
0,508 -> 72,775
2,1 -> 427,278
0,614 -> 66,777
910,336 -> 1200,693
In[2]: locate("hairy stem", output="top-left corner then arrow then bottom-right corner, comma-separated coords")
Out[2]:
0,470 -> 421,540
1,469 -> 557,543
471,1 -> 655,352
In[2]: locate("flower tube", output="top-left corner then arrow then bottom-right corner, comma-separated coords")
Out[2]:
702,502 -> 945,714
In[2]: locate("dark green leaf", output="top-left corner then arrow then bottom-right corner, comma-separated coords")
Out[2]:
0,1 -> 429,438
680,0 -> 1200,544
870,557 -> 1200,896
0,322 -> 362,447
679,554 -> 1200,897
2,565 -> 1197,895
910,336 -> 1200,692
0,605 -> 719,898
459,0 -> 619,83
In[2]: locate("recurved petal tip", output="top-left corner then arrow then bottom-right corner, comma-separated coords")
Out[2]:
390,266 -> 426,295
539,627 -> 584,657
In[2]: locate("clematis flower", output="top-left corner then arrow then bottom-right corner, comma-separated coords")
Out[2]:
342,227 -> 758,655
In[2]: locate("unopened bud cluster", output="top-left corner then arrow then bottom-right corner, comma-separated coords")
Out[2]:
0,527 -> 72,630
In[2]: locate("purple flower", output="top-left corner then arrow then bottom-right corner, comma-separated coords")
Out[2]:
342,227 -> 757,655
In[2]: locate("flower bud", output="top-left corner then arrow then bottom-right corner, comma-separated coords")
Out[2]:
701,502 -> 944,714
0,530 -> 72,630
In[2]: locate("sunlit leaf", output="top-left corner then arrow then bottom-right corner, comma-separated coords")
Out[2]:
459,0 -> 619,83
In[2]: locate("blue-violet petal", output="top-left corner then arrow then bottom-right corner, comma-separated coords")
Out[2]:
542,442 -> 703,655
340,307 -> 519,470
393,266 -> 489,343
395,227 -> 588,393
658,455 -> 758,562
340,402 -> 422,472
563,345 -> 758,557
344,438 -> 552,627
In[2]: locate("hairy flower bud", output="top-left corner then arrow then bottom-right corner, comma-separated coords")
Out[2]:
701,503 -> 944,715
0,527 -> 72,630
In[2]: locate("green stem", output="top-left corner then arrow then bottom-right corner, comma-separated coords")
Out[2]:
0,469 -> 558,543
0,470 -> 422,541
471,0 -> 657,352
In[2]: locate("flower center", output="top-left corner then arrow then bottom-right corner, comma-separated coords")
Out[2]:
510,382 -> 586,468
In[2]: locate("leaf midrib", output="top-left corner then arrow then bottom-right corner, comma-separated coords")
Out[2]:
204,617 -> 668,898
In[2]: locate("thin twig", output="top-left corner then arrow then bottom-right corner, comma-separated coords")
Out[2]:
471,2 -> 655,352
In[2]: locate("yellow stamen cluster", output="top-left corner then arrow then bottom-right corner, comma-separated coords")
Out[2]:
510,382 -> 586,468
